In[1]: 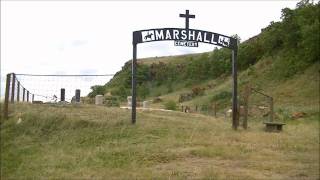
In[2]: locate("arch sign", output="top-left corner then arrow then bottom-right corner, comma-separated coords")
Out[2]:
132,10 -> 239,129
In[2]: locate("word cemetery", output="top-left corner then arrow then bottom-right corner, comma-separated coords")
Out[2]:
132,10 -> 239,129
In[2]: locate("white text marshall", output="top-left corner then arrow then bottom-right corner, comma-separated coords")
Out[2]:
139,28 -> 231,48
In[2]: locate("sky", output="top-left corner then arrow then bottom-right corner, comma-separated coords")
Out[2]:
0,0 -> 299,101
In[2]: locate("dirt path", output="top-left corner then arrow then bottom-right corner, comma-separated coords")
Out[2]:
120,106 -> 174,112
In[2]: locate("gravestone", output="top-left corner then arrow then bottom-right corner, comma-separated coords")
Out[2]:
60,88 -> 65,102
71,96 -> 76,104
127,96 -> 132,107
75,89 -> 81,103
95,95 -> 103,105
143,101 -> 148,108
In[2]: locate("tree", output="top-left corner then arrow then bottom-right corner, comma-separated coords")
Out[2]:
88,85 -> 105,98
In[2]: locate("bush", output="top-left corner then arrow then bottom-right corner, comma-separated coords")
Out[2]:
178,93 -> 193,102
88,85 -> 105,98
191,86 -> 205,97
137,85 -> 150,100
110,86 -> 129,100
211,91 -> 232,102
104,96 -> 120,107
164,100 -> 177,111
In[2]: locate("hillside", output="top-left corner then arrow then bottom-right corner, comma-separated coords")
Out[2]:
1,103 -> 319,179
88,1 -> 319,117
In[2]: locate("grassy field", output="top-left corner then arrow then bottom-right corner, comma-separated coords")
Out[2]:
1,103 -> 319,179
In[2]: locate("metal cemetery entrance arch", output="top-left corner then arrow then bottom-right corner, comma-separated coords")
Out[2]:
132,10 -> 239,129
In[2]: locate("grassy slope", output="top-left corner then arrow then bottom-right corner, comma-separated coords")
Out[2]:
145,56 -> 319,118
1,103 -> 319,179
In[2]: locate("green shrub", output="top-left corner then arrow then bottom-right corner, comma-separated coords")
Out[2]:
212,91 -> 232,101
164,100 -> 177,111
104,96 -> 120,107
110,86 -> 129,100
137,85 -> 150,100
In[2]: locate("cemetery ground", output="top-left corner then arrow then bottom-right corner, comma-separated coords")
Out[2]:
1,103 -> 319,179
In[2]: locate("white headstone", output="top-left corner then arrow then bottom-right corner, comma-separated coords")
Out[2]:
226,109 -> 232,117
143,101 -> 148,108
127,96 -> 132,107
95,95 -> 103,105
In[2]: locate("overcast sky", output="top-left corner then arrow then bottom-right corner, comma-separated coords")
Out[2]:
0,0 -> 299,100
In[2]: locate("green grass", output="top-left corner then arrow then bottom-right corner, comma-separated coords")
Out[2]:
1,103 -> 319,179
138,53 -> 203,65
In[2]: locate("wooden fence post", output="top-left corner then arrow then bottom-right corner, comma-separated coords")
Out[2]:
32,94 -> 34,103
10,73 -> 16,103
3,74 -> 11,119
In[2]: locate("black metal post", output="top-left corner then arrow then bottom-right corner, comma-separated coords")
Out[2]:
75,89 -> 80,103
4,74 -> 11,119
232,48 -> 239,130
61,88 -> 65,102
132,43 -> 137,124
23,88 -> 25,102
17,81 -> 20,102
32,94 -> 34,102
10,73 -> 16,103
27,91 -> 29,102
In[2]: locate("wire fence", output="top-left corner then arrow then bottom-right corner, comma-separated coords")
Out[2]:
3,73 -> 114,119
2,73 -> 275,127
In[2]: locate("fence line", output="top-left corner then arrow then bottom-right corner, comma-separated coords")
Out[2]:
15,74 -> 114,77
3,73 -> 41,119
180,104 -> 219,117
2,73 -> 114,120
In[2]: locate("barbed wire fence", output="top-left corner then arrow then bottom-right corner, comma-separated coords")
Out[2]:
3,73 -> 114,119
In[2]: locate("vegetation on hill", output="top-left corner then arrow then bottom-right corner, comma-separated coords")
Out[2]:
89,1 -> 319,103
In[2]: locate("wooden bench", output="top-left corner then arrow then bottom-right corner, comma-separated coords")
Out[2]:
263,122 -> 286,132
